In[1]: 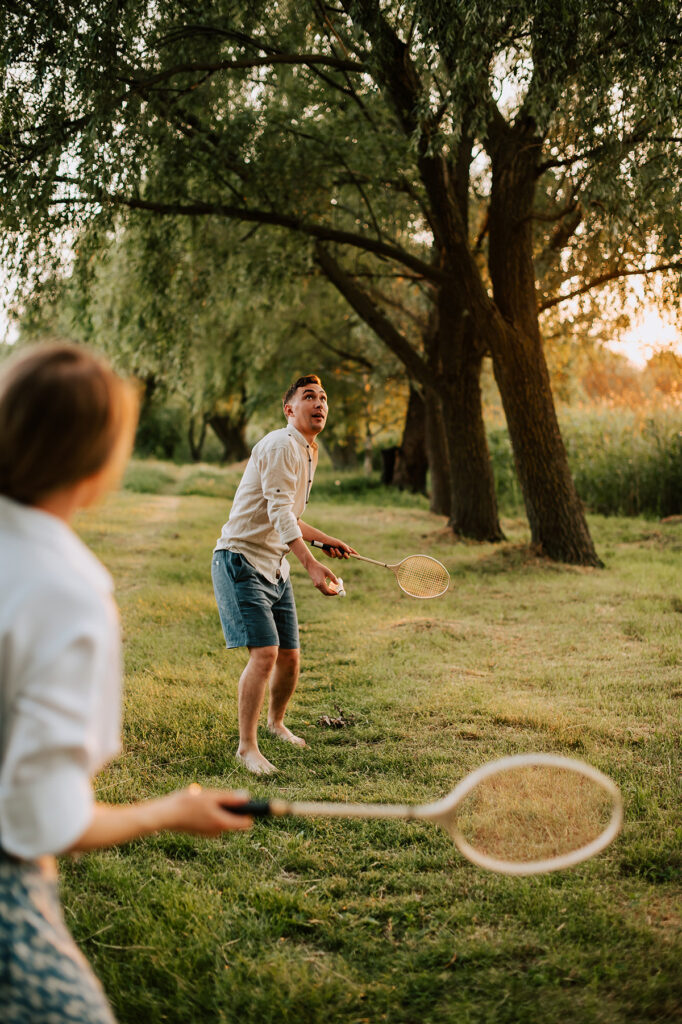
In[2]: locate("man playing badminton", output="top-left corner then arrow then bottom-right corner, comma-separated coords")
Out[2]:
212,374 -> 355,775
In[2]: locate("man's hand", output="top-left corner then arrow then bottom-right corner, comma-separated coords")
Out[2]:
322,536 -> 357,559
290,535 -> 350,593
307,557 -> 340,595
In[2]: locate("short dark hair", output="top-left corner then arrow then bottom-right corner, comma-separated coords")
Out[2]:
283,374 -> 323,408
0,342 -> 138,505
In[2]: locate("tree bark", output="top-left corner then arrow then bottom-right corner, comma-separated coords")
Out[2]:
487,121 -> 601,565
207,412 -> 249,463
438,365 -> 503,541
425,399 -> 451,517
427,285 -> 503,540
392,383 -> 428,493
188,416 -> 207,462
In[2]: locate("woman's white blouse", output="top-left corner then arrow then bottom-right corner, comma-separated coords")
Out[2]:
0,495 -> 121,859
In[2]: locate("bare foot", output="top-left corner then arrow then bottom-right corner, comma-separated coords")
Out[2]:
267,722 -> 307,747
236,747 -> 278,775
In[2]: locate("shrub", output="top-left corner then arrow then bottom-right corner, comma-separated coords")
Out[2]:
123,461 -> 177,495
488,405 -> 682,518
561,406 -> 682,518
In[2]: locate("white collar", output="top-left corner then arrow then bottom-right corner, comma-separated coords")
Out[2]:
286,424 -> 318,452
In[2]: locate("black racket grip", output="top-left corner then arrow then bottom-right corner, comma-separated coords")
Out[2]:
223,800 -> 272,817
310,540 -> 345,555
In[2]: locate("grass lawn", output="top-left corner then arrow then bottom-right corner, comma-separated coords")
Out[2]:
63,462 -> 681,1024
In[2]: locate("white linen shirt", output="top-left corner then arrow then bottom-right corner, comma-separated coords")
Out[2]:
215,425 -> 318,584
0,495 -> 121,859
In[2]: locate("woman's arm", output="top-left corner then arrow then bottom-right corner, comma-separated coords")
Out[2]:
67,786 -> 251,852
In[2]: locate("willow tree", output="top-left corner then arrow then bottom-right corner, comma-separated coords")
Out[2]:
2,1 -> 680,561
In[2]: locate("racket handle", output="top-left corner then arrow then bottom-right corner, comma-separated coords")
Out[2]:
310,540 -> 351,561
310,541 -> 383,568
223,800 -> 272,817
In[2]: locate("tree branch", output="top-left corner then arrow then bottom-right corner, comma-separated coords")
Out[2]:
101,193 -> 443,281
123,53 -> 365,91
539,261 -> 682,311
314,242 -> 429,386
291,321 -> 375,371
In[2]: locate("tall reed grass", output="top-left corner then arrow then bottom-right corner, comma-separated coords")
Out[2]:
559,405 -> 682,518
488,404 -> 682,518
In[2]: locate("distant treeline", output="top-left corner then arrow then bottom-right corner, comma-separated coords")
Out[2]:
126,404 -> 681,521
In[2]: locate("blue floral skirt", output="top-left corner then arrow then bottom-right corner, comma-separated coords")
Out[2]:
0,852 -> 116,1023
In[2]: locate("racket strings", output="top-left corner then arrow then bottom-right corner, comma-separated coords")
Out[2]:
450,766 -> 614,864
395,555 -> 450,598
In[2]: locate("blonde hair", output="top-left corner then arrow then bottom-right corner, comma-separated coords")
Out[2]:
0,343 -> 139,505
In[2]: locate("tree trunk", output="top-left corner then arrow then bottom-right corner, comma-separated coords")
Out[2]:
188,417 -> 207,462
487,122 -> 601,565
438,367 -> 503,541
393,383 -> 428,493
325,437 -> 359,469
492,330 -> 600,561
425,399 -> 451,517
207,413 -> 249,463
380,446 -> 399,484
429,287 -> 503,541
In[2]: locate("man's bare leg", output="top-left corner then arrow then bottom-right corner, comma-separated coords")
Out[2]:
267,648 -> 306,747
236,645 -> 279,774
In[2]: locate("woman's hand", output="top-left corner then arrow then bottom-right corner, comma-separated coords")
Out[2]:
156,785 -> 253,836
69,787 -> 253,851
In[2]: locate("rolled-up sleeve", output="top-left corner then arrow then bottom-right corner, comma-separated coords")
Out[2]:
0,601 -> 114,859
259,443 -> 304,547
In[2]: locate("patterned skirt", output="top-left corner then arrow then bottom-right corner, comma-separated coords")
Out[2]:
0,852 -> 117,1023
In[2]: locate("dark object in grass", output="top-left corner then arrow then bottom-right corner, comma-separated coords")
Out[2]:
317,706 -> 355,729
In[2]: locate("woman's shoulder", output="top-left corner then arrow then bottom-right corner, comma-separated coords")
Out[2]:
0,528 -> 115,650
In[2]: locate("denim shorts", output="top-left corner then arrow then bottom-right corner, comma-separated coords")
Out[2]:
211,549 -> 300,650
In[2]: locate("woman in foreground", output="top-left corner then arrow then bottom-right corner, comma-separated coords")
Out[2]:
0,343 -> 252,1023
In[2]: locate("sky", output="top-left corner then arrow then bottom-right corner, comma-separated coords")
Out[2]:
603,274 -> 682,367
610,308 -> 681,368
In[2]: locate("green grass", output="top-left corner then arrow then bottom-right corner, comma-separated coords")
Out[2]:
64,480 -> 682,1024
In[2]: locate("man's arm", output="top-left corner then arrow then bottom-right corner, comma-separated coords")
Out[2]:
288,536 -> 340,595
297,520 -> 357,558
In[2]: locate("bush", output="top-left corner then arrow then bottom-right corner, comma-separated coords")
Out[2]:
488,428 -> 523,512
123,461 -> 177,495
488,406 -> 682,518
561,406 -> 682,518
484,405 -> 682,519
134,403 -> 185,460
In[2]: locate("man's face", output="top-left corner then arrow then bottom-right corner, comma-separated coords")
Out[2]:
285,382 -> 328,439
